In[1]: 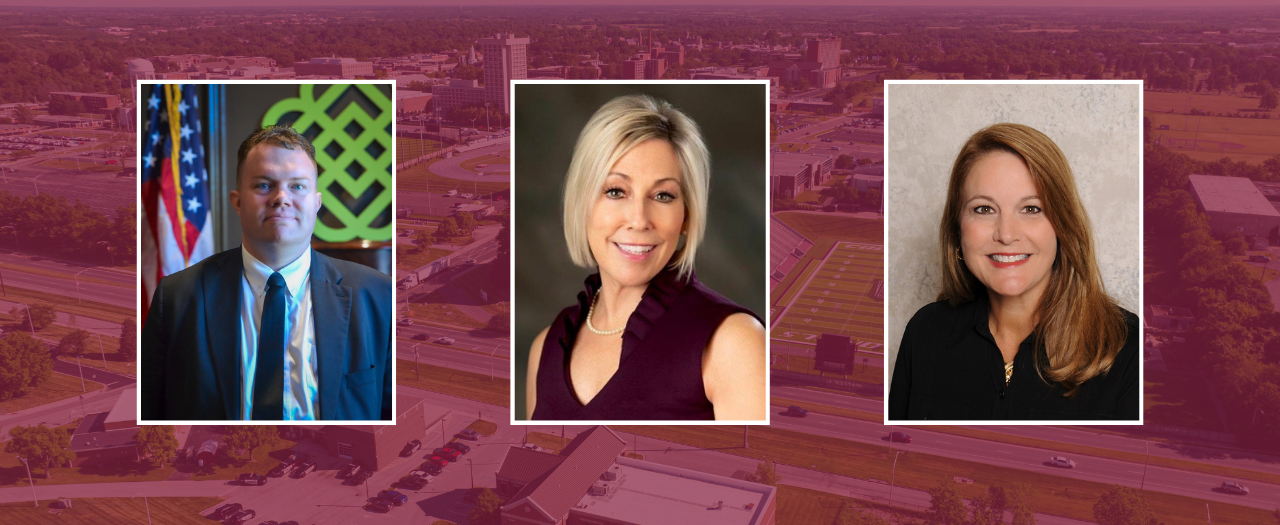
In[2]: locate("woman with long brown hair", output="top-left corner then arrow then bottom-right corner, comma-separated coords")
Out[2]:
888,123 -> 1138,421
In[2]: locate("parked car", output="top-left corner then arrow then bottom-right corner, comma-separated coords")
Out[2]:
378,490 -> 409,506
428,455 -> 450,467
888,432 -> 912,443
461,193 -> 474,199
445,442 -> 472,455
435,337 -> 455,345
268,460 -> 295,477
1048,456 -> 1077,469
397,474 -> 427,490
786,406 -> 809,418
291,460 -> 317,478
1221,481 -> 1250,495
457,429 -> 480,441
237,473 -> 268,486
227,509 -> 256,524
338,462 -> 362,479
445,190 -> 457,197
408,470 -> 434,483
209,503 -> 242,520
350,469 -> 373,485
434,447 -> 462,461
1248,255 -> 1271,263
401,439 -> 423,457
365,498 -> 394,513
418,462 -> 443,476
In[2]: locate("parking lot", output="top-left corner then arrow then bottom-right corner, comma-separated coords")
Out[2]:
197,417 -> 508,524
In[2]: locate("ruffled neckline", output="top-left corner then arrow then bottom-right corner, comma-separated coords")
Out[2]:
557,266 -> 693,365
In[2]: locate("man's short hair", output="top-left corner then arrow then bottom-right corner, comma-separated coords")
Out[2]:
236,124 -> 318,187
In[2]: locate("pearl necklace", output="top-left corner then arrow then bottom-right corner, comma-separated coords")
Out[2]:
585,290 -> 624,336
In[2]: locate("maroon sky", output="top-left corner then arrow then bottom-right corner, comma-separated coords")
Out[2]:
1,0 -> 1277,8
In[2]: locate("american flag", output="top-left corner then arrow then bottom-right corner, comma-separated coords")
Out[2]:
140,84 -> 213,323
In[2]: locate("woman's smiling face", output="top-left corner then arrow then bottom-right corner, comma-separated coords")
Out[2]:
587,139 -> 686,288
959,150 -> 1058,303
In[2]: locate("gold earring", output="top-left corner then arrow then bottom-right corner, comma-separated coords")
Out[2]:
956,247 -> 963,261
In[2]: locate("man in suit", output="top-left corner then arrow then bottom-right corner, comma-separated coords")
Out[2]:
142,125 -> 392,421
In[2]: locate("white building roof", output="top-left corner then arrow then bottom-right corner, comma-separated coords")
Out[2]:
1189,174 -> 1280,217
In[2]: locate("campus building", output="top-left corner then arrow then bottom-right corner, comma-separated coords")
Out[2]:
49,92 -> 121,113
479,33 -> 529,115
497,426 -> 776,525
69,387 -> 140,467
397,90 -> 434,114
293,57 -> 375,78
1187,174 -> 1280,238
806,38 -> 841,69
431,79 -> 486,119
771,152 -> 833,200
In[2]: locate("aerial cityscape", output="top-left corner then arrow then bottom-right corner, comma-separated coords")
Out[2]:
0,4 -> 1279,524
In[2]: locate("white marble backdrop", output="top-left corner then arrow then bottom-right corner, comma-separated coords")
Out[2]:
884,82 -> 1141,387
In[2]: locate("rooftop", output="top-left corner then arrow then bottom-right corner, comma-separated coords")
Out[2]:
104,386 -> 137,427
1188,174 -> 1280,217
771,152 -> 832,177
504,426 -> 627,522
573,457 -> 775,525
496,446 -> 564,485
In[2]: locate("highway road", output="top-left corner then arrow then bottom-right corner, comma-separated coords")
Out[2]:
0,251 -> 134,287
0,154 -> 136,216
0,263 -> 134,309
772,385 -> 883,413
398,191 -> 507,217
765,405 -> 1280,511
429,143 -> 509,183
397,331 -> 509,380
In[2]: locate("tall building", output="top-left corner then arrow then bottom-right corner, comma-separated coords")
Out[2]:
806,38 -> 841,70
431,79 -> 486,119
479,33 -> 529,115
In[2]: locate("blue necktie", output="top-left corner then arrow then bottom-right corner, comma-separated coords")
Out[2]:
252,272 -> 286,420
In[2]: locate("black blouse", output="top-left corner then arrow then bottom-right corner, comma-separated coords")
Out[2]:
888,296 -> 1140,421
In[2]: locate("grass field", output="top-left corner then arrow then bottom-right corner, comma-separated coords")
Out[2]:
0,261 -> 131,288
0,497 -> 224,524
1144,91 -> 1273,116
459,153 -> 509,173
772,396 -> 883,422
395,358 -> 508,407
0,310 -> 133,377
398,159 -> 510,196
777,142 -> 814,153
613,425 -> 1279,525
0,371 -> 105,414
189,437 -> 299,481
395,244 -> 454,271
403,302 -> 487,330
35,159 -> 120,172
397,136 -> 443,164
772,242 -> 885,349
776,484 -> 908,525
0,432 -> 174,488
1145,369 -> 1226,433
1143,90 -> 1280,165
0,284 -> 134,325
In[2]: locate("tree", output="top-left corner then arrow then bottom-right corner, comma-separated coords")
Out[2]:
435,217 -> 461,241
467,488 -> 504,525
1006,483 -> 1036,525
5,424 -> 75,478
821,183 -> 859,205
48,97 -> 86,116
55,329 -> 90,358
223,426 -> 280,462
135,425 -> 178,467
13,105 -> 35,124
0,331 -> 53,401
1262,87 -> 1279,111
496,212 -> 510,259
13,304 -> 55,331
835,154 -> 855,170
1094,485 -> 1158,525
454,211 -> 475,234
744,461 -> 781,486
1223,231 -> 1248,256
119,317 -> 136,361
413,229 -> 434,250
970,485 -> 1008,525
926,478 -> 968,525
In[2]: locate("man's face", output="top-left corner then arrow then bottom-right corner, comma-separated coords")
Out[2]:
230,144 -> 322,255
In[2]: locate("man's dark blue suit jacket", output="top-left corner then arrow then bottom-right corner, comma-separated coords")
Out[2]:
141,247 -> 393,421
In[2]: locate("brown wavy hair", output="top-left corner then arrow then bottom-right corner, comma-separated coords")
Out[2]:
937,123 -> 1128,397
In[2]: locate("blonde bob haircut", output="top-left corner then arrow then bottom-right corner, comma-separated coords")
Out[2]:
938,123 -> 1128,397
562,94 -> 710,281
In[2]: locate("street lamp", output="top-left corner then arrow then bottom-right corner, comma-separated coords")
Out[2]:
96,241 -> 114,267
484,102 -> 491,132
131,494 -> 152,525
16,456 -> 38,507
74,267 -> 92,304
887,450 -> 901,512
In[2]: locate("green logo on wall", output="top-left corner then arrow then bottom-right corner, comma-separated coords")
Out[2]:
263,84 -> 392,243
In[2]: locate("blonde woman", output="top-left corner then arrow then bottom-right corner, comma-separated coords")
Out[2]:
889,123 -> 1138,421
526,94 -> 766,421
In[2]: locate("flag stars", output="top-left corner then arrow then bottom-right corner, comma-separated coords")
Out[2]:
143,152 -> 155,169
186,196 -> 201,213
177,100 -> 189,115
148,93 -> 159,110
150,131 -> 160,145
181,148 -> 196,164
183,173 -> 199,188
180,124 -> 193,140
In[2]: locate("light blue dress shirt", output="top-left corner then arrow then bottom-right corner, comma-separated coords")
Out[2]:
239,248 -> 318,420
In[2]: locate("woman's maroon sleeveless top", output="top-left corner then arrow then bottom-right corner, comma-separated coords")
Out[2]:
532,268 -> 759,420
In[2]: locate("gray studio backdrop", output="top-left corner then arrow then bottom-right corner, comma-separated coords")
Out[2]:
512,82 -> 768,419
884,82 -> 1141,390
